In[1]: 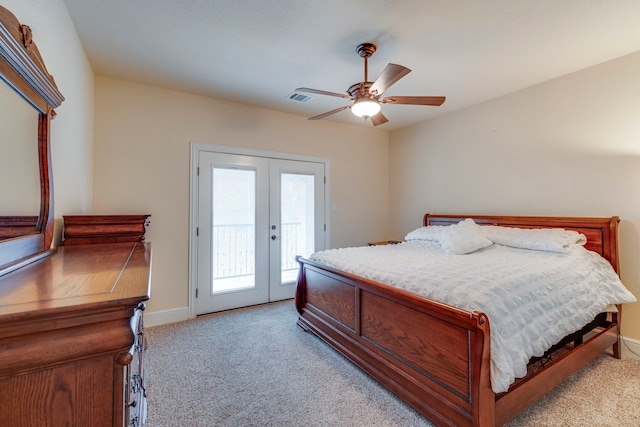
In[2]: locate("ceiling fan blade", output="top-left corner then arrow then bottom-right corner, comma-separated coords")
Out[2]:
369,64 -> 411,96
382,96 -> 446,106
370,111 -> 389,126
295,87 -> 351,99
308,105 -> 350,120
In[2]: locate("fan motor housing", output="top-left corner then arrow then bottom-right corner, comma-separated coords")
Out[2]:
348,82 -> 377,101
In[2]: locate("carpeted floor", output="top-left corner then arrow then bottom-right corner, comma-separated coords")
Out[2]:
144,300 -> 640,426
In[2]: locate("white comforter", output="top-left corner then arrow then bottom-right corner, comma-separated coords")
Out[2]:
310,240 -> 636,393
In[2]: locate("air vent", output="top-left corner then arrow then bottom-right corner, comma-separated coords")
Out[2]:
287,92 -> 313,103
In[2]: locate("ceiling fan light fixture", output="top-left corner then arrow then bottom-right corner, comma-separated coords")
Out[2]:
351,98 -> 380,118
296,42 -> 445,125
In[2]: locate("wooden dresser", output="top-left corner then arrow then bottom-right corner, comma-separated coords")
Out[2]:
0,242 -> 151,427
0,6 -> 151,426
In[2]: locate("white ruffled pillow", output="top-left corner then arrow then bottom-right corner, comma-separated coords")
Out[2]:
404,225 -> 446,242
405,219 -> 493,254
438,218 -> 493,255
480,225 -> 587,253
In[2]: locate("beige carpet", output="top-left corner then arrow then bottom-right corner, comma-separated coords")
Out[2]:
144,300 -> 640,426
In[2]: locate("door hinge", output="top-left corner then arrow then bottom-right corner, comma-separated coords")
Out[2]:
196,288 -> 198,298
324,176 -> 326,184
196,227 -> 199,236
197,166 -> 200,176
324,224 -> 326,231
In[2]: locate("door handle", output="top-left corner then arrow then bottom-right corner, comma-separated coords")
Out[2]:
271,235 -> 281,240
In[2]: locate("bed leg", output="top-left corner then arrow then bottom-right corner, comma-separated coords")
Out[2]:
612,308 -> 622,359
613,339 -> 622,359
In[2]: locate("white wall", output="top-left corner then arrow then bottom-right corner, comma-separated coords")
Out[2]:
2,0 -> 95,243
93,76 -> 389,315
389,51 -> 640,340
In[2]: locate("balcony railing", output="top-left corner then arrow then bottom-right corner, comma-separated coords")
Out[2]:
213,222 -> 305,280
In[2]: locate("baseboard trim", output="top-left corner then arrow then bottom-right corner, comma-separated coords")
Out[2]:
621,335 -> 640,360
145,307 -> 190,327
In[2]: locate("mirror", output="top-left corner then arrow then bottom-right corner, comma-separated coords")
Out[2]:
0,80 -> 40,230
0,5 -> 64,275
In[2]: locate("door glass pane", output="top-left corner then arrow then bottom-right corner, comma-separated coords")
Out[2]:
280,173 -> 315,283
212,167 -> 256,293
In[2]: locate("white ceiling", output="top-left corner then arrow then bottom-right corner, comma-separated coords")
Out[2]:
61,0 -> 640,131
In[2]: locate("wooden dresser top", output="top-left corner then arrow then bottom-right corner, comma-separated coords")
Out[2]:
0,242 -> 151,320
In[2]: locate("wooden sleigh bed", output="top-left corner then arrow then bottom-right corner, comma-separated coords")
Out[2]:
295,214 -> 623,427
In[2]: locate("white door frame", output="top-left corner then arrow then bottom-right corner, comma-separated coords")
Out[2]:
189,143 -> 331,319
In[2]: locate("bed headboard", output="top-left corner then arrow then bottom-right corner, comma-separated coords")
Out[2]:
424,214 -> 620,273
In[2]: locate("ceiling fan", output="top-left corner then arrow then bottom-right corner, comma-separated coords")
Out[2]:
295,42 -> 445,126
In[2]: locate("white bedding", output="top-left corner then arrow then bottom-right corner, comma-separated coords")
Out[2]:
309,239 -> 636,393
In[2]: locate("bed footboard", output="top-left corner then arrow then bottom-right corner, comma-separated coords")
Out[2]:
295,256 -> 495,427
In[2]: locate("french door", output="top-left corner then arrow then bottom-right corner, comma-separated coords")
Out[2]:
195,151 -> 325,314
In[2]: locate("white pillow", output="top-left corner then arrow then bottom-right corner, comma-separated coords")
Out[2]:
480,225 -> 587,253
438,218 -> 493,255
404,225 -> 446,241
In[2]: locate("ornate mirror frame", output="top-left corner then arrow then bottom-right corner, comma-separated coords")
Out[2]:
0,6 -> 64,275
